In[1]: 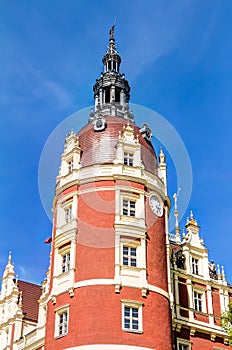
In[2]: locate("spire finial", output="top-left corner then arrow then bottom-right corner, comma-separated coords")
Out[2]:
109,19 -> 116,41
8,251 -> 12,264
159,147 -> 166,164
173,189 -> 181,241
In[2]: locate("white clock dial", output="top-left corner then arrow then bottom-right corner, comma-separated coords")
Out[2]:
149,195 -> 163,217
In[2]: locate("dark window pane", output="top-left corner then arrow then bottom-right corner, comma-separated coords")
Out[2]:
132,320 -> 138,329
131,248 -> 136,256
132,308 -> 138,317
123,257 -> 129,265
124,320 -> 130,328
123,246 -> 128,254
124,307 -> 130,316
123,200 -> 128,207
131,258 -> 136,267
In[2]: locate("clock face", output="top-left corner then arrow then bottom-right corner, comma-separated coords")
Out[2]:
149,195 -> 163,217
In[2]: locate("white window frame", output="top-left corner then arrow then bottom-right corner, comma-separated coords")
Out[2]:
122,198 -> 136,217
121,300 -> 143,333
68,159 -> 73,174
58,243 -> 71,276
122,245 -> 137,267
192,288 -> 207,313
55,305 -> 69,338
192,257 -> 199,275
62,252 -> 70,273
193,290 -> 202,312
177,338 -> 191,350
64,205 -> 72,223
124,151 -> 133,166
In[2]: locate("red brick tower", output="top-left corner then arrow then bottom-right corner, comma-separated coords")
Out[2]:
44,26 -> 173,350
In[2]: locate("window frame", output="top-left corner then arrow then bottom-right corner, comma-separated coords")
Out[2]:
61,252 -> 71,273
177,338 -> 191,350
122,245 -> 137,267
64,205 -> 72,223
122,198 -> 136,217
58,243 -> 71,276
59,311 -> 68,336
193,290 -> 202,312
123,151 -> 134,166
55,305 -> 70,339
192,257 -> 199,275
68,159 -> 73,174
121,300 -> 143,333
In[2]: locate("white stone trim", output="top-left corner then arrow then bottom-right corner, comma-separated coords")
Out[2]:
173,318 -> 228,337
74,279 -> 115,288
56,163 -> 166,198
74,279 -> 170,299
147,284 -> 170,299
64,345 -> 155,350
54,304 -> 70,339
121,300 -> 143,333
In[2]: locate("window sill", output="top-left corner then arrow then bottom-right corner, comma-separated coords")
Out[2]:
55,333 -> 68,340
56,270 -> 71,279
122,328 -> 143,334
192,309 -> 208,316
121,265 -> 141,272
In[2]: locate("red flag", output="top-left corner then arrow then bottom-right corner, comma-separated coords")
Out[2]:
44,237 -> 52,244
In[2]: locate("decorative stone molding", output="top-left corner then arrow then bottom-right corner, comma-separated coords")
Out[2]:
68,288 -> 74,298
190,327 -> 196,336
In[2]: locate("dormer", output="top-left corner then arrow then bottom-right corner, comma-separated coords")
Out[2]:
114,123 -> 143,177
57,130 -> 81,188
182,212 -> 209,279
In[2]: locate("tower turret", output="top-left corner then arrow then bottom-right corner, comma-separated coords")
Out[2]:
44,27 -> 173,350
92,24 -> 132,120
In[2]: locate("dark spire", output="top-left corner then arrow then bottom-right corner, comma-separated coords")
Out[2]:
102,22 -> 121,73
91,25 -> 132,122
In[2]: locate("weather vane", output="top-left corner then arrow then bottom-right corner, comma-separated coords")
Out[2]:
109,19 -> 116,40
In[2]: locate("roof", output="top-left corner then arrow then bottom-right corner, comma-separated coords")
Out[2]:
17,280 -> 42,322
78,116 -> 158,175
170,242 -> 182,254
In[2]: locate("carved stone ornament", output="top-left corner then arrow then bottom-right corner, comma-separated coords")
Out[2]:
175,250 -> 185,270
140,123 -> 152,141
208,260 -> 218,280
93,117 -> 107,132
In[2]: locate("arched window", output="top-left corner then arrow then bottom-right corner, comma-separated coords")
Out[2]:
105,87 -> 110,103
115,87 -> 120,102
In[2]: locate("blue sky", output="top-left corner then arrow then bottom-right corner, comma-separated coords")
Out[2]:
0,1 -> 231,284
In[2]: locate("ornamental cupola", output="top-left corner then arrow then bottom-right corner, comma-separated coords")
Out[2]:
91,24 -> 132,122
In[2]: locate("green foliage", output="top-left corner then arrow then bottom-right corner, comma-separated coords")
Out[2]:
221,302 -> 232,346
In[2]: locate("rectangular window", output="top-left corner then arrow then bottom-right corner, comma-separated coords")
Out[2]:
124,152 -> 133,166
62,252 -> 70,273
193,291 -> 202,312
123,246 -> 137,267
68,160 -> 73,174
124,306 -> 139,331
192,257 -> 199,275
59,311 -> 68,336
65,206 -> 72,223
179,344 -> 189,350
123,199 -> 136,217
